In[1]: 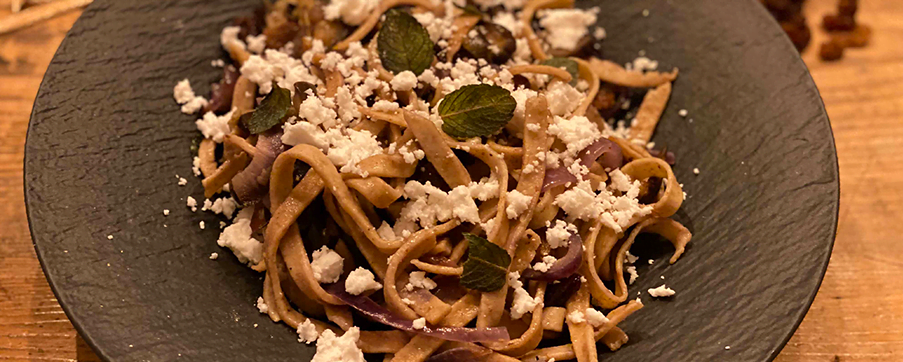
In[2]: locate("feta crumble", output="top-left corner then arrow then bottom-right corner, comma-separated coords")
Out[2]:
506,190 -> 532,219
297,319 -> 319,344
584,308 -> 609,327
209,252 -> 219,260
405,271 -> 438,291
412,317 -> 427,330
311,327 -> 365,362
196,109 -> 236,143
344,267 -> 382,295
647,284 -> 676,298
217,208 -> 263,265
510,285 -> 540,319
538,8 -> 599,51
546,220 -> 577,248
390,71 -> 418,92
256,296 -> 269,314
311,246 -> 344,284
567,310 -> 585,324
532,255 -> 558,273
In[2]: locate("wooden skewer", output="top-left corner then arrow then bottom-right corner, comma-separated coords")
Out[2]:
0,0 -> 93,35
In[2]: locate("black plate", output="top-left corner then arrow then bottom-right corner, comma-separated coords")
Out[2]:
24,0 -> 838,361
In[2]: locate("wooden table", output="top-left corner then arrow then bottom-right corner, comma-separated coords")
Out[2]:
1,0 -> 901,360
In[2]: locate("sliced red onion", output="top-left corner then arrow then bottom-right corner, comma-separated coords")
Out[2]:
522,233 -> 583,281
232,129 -> 285,205
542,138 -> 623,191
424,346 -> 493,362
544,274 -> 582,307
579,138 -> 623,171
648,149 -> 676,165
541,167 -> 578,191
324,283 -> 510,343
204,65 -> 239,114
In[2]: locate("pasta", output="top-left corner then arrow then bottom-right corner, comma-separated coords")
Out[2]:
172,0 -> 692,361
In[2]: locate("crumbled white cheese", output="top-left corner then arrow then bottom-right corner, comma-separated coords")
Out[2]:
493,12 -> 522,36
627,265 -> 638,284
647,284 -> 676,298
182,97 -> 208,114
626,251 -> 639,264
297,319 -> 319,344
173,79 -> 209,114
241,50 -> 319,94
678,109 -> 689,117
412,317 -> 427,330
162,209 -> 170,216
545,82 -> 583,117
192,156 -> 202,176
256,296 -> 269,314
377,221 -> 401,241
217,208 -> 263,265
390,71 -> 418,92
372,100 -> 400,112
199,221 -> 206,230
173,79 -> 197,104
584,308 -> 609,327
246,34 -> 267,54
106,234 -> 114,240
593,27 -> 606,39
311,246 -> 344,284
532,255 -> 558,273
693,167 -> 700,175
177,177 -> 188,186
311,327 -> 365,362
566,310 -> 585,324
211,59 -> 225,67
608,169 -> 632,192
548,116 -> 601,160
510,285 -> 540,319
555,179 -> 652,233
196,109 -> 236,143
538,8 -> 599,51
324,129 -> 383,177
323,0 -> 377,26
508,271 -> 523,289
185,196 -> 198,212
220,26 -> 246,51
209,252 -> 219,260
406,271 -> 438,291
202,197 -> 239,219
399,180 -> 492,228
506,190 -> 532,219
555,181 -> 604,221
344,267 -> 382,295
545,220 -> 576,248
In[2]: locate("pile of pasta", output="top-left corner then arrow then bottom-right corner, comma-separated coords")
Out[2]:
186,0 -> 692,361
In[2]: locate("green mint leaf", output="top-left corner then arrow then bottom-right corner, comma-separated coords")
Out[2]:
540,57 -> 579,86
461,233 -> 511,292
439,84 -> 516,139
242,84 -> 293,134
377,9 -> 434,76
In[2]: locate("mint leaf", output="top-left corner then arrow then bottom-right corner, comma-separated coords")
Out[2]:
461,233 -> 511,292
242,84 -> 292,134
439,84 -> 516,139
541,57 -> 579,86
377,9 -> 434,75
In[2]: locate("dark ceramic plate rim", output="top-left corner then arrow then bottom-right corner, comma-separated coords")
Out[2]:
24,0 -> 838,361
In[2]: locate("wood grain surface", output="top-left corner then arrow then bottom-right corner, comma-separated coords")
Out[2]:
0,0 -> 900,361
